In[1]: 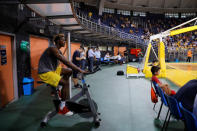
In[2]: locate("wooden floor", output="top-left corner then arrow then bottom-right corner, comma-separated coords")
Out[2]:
166,63 -> 197,87
167,63 -> 197,71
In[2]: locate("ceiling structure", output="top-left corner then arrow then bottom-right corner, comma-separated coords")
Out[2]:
25,0 -> 122,44
3,0 -> 196,45
27,3 -> 83,32
76,0 -> 197,13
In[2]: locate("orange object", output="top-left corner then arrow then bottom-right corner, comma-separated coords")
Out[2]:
114,46 -> 126,56
151,87 -> 158,103
130,48 -> 141,57
30,36 -> 49,88
0,34 -> 14,107
187,50 -> 192,57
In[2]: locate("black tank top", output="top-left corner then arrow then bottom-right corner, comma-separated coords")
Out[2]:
38,45 -> 60,74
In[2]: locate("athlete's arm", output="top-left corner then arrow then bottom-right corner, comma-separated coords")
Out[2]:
75,57 -> 81,61
49,47 -> 85,73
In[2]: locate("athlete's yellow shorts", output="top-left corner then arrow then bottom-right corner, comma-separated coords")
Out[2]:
39,66 -> 62,87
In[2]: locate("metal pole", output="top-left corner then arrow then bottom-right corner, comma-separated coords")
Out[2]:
67,32 -> 72,98
165,17 -> 197,33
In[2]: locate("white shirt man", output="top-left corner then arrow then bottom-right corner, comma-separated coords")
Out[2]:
88,48 -> 95,58
95,49 -> 101,59
88,48 -> 95,72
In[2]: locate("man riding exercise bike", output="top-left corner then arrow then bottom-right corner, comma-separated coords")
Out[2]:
38,34 -> 86,116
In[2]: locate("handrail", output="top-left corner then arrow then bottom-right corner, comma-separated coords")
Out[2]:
72,3 -> 148,46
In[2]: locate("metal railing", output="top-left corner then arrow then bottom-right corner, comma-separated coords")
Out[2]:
73,5 -> 147,46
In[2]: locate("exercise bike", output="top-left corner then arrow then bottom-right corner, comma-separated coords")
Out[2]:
40,73 -> 101,128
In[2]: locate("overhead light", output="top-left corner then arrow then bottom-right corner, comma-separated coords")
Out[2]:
40,29 -> 44,34
18,4 -> 24,11
31,12 -> 36,17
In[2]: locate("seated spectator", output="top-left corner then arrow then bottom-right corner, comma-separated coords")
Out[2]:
112,23 -> 116,28
116,53 -> 121,60
121,24 -> 125,29
104,52 -> 110,61
174,79 -> 197,112
129,29 -> 133,34
151,66 -> 176,96
116,53 -> 125,65
88,11 -> 92,19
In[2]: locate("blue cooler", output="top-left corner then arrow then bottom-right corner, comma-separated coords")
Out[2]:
23,77 -> 34,95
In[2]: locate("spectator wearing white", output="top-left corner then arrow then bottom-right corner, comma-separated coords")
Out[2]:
95,48 -> 101,69
88,47 -> 95,72
104,52 -> 110,61
116,54 -> 121,61
116,53 -> 124,65
95,48 -> 101,59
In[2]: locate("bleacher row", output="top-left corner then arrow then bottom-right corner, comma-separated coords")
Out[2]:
74,6 -> 147,46
74,3 -> 197,59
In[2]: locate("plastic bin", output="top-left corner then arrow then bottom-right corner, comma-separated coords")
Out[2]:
23,77 -> 34,95
175,58 -> 179,62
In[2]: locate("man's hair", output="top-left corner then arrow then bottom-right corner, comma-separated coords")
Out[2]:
54,34 -> 65,44
151,66 -> 160,75
80,45 -> 84,50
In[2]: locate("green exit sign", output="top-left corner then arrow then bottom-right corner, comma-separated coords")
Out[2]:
20,41 -> 30,52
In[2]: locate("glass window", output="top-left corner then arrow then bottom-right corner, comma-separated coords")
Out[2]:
73,2 -> 80,8
103,8 -> 114,13
181,13 -> 196,18
133,11 -> 146,17
117,10 -> 130,16
108,46 -> 112,51
165,13 -> 179,18
99,46 -> 107,51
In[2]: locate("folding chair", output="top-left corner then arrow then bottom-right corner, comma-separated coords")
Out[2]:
165,95 -> 183,130
157,87 -> 169,131
151,81 -> 160,110
179,102 -> 197,131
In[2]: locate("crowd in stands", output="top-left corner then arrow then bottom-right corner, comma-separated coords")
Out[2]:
74,3 -> 197,62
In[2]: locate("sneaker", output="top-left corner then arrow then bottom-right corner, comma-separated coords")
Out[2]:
58,106 -> 74,116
